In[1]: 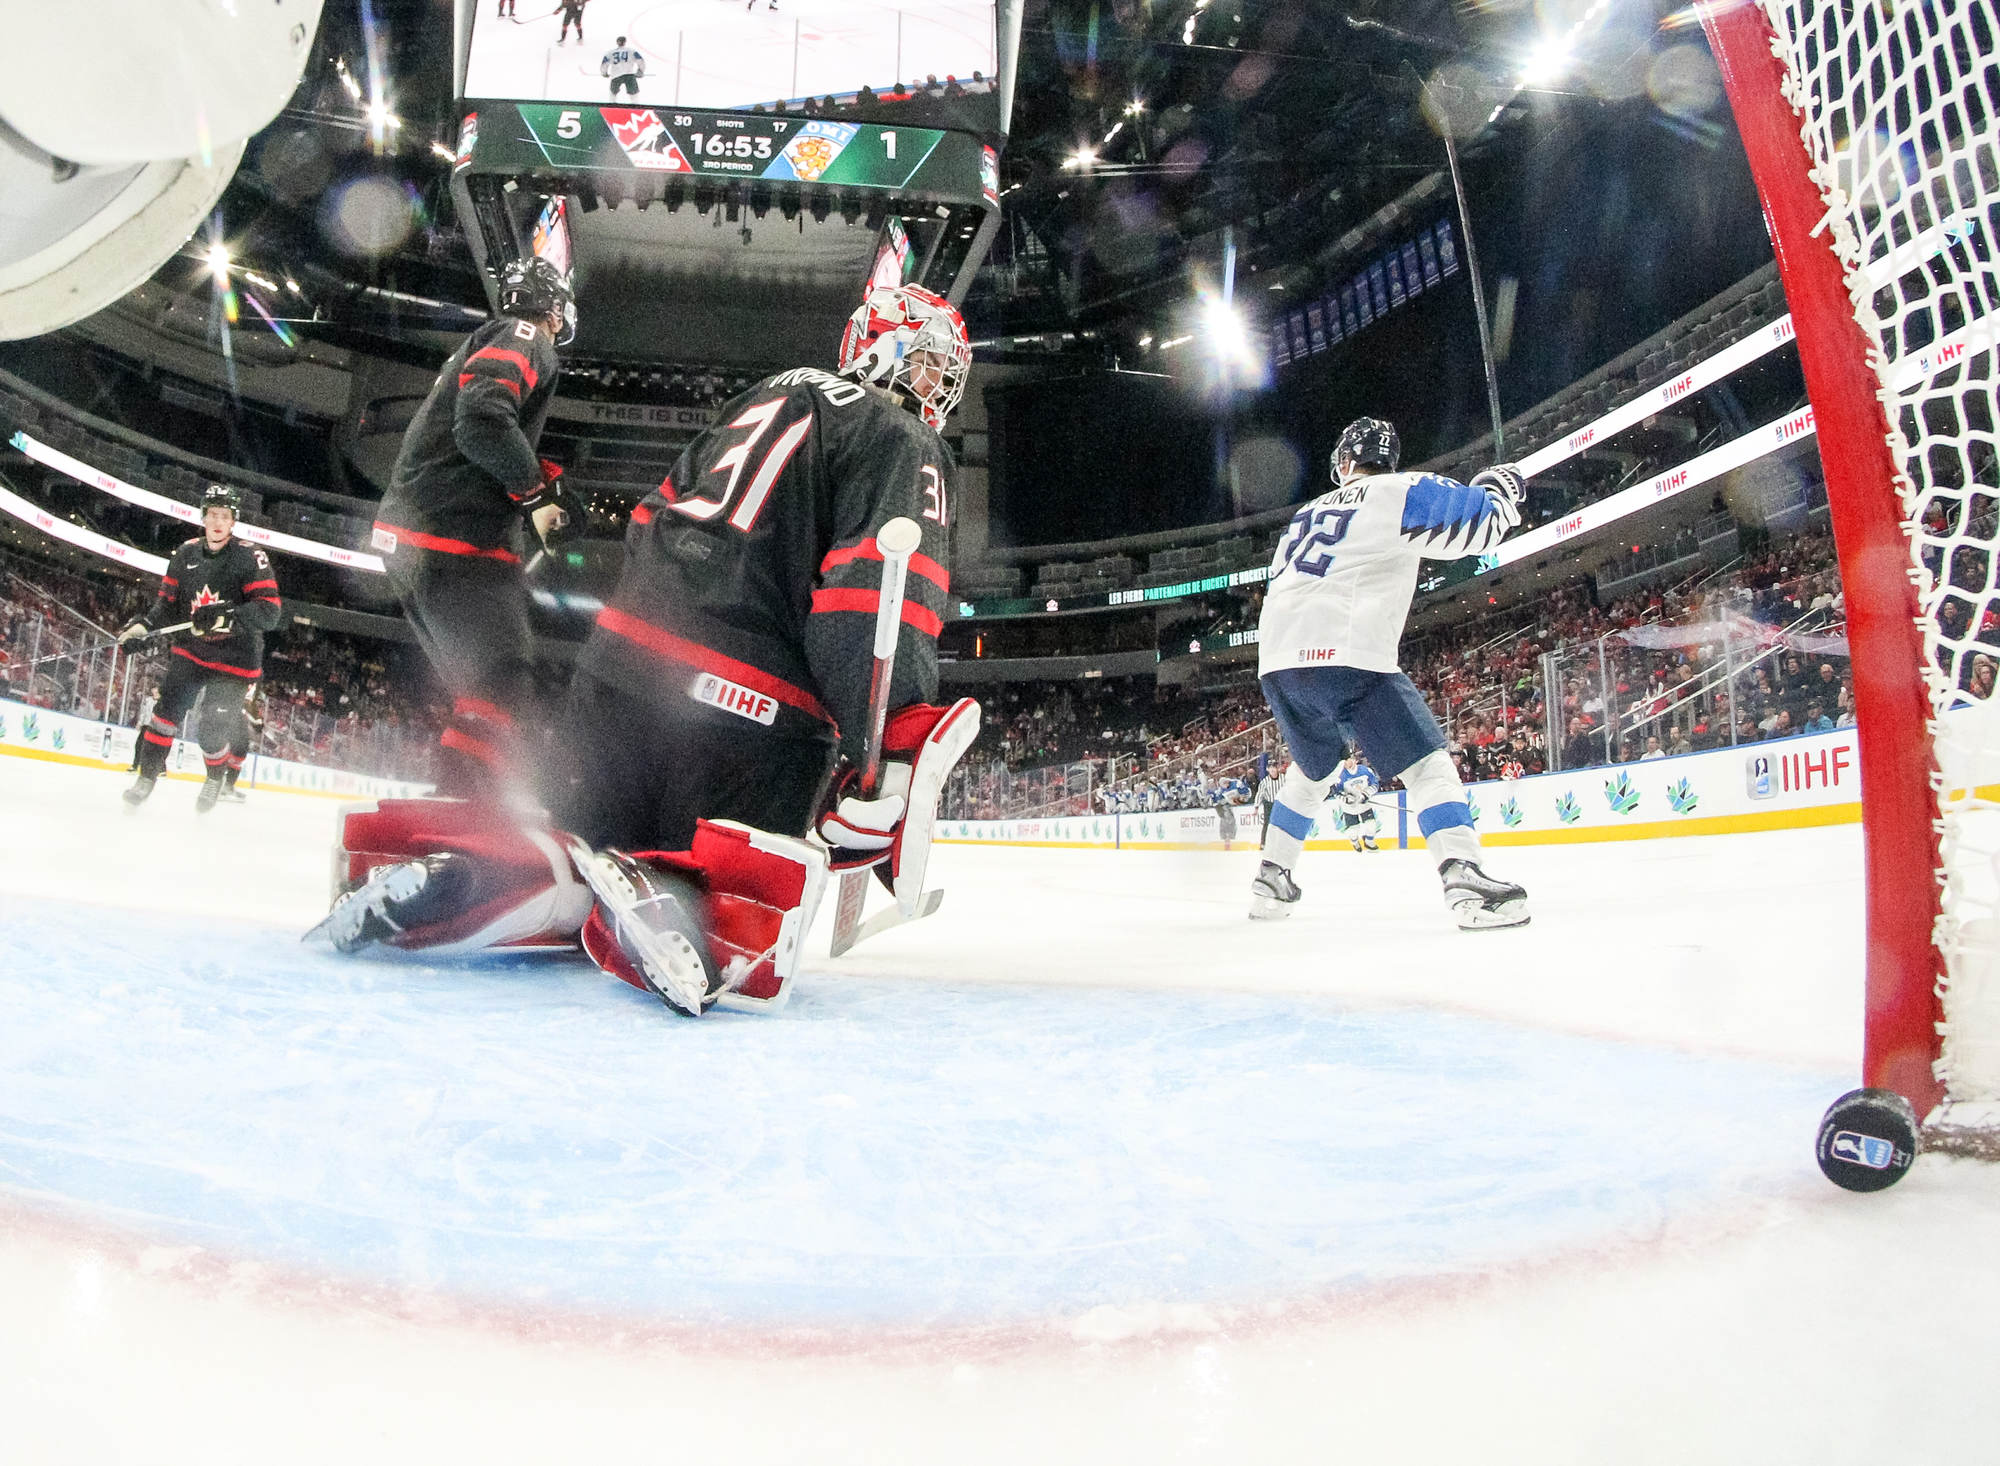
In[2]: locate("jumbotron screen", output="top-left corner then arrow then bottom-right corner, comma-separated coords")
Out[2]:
463,0 -> 1000,133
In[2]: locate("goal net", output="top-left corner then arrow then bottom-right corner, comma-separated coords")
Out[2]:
1704,0 -> 2000,1154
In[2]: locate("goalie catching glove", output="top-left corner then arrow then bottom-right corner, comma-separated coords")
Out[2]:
816,697 -> 981,903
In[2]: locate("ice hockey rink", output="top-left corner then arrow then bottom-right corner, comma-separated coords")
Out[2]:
3,751 -> 1997,1464
463,0 -> 998,112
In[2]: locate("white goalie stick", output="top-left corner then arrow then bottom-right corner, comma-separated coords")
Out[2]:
827,516 -> 941,958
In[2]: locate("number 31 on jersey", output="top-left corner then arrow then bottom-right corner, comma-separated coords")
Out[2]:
921,465 -> 946,525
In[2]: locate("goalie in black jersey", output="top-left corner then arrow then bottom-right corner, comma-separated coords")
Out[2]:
118,484 -> 284,813
319,284 -> 982,1019
371,255 -> 581,797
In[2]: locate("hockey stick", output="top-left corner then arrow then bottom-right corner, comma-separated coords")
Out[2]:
16,621 -> 192,670
828,516 -> 925,958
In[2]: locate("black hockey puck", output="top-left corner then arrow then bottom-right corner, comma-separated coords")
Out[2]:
1814,1087 -> 1920,1192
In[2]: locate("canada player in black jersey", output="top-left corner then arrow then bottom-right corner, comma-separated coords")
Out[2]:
118,484 -> 285,812
317,284 -> 984,1018
372,255 -> 581,796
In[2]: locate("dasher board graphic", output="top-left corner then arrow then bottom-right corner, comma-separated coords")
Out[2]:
464,0 -> 996,116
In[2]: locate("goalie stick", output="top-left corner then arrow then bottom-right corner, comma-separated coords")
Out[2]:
827,516 -> 938,958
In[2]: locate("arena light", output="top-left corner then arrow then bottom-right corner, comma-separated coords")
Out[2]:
203,243 -> 231,284
1202,293 -> 1251,362
333,56 -> 363,103
1124,99 -> 1147,116
1065,146 -> 1097,170
1521,36 -> 1572,87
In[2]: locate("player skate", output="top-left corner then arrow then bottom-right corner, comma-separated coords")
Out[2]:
1439,859 -> 1530,930
122,774 -> 156,810
195,767 -> 227,814
1249,860 -> 1301,920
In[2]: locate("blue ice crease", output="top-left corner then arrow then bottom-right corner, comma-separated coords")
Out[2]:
0,895 -> 1839,1328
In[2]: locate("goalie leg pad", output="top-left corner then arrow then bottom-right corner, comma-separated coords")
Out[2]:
885,697 -> 980,918
328,798 -> 591,954
695,820 -> 827,1011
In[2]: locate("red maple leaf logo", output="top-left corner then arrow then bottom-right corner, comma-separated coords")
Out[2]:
601,108 -> 692,172
191,586 -> 222,611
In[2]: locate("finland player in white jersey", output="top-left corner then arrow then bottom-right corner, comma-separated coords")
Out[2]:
1330,752 -> 1382,851
601,37 -> 644,97
1251,417 -> 1530,929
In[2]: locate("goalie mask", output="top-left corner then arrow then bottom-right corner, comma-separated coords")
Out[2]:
1333,417 -> 1401,482
499,256 -> 577,346
837,283 -> 971,430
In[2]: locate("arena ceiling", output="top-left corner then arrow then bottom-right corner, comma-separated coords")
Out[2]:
182,0 -> 1701,368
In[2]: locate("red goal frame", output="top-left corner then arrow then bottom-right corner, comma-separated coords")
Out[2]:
1701,2 -> 1945,1116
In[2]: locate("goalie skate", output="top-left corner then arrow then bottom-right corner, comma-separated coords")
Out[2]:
1249,861 -> 1301,921
574,847 -> 721,1017
315,855 -> 455,953
1439,858 -> 1530,930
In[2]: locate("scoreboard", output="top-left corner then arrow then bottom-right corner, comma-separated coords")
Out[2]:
458,101 -> 997,205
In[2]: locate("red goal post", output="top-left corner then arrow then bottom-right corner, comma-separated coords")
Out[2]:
1702,0 -> 2000,1152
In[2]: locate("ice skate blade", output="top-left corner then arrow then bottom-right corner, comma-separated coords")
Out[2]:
1249,894 -> 1297,921
1453,899 -> 1531,931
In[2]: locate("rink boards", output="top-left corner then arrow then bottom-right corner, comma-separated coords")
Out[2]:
0,696 -> 429,802
943,726 -> 1873,850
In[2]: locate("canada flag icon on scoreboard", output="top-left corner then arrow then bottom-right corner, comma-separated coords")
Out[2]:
603,109 -> 693,172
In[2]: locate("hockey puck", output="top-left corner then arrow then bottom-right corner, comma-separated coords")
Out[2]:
1814,1087 -> 1920,1192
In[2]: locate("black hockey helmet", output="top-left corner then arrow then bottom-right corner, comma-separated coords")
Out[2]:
201,482 -> 242,515
498,255 -> 577,346
1332,417 -> 1400,480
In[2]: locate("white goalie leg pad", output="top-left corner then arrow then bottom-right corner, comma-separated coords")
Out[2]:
889,697 -> 981,918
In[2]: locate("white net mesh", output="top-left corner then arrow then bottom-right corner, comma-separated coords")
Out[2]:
1759,0 -> 2000,1116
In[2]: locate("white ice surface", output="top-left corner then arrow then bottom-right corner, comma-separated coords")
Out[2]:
464,0 -> 997,112
1,754 -> 1997,1464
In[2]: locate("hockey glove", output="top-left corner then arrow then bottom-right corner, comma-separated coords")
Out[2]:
116,620 -> 151,646
1471,464 -> 1526,531
191,602 -> 237,639
818,761 -> 910,871
815,699 -> 981,907
516,459 -> 586,549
